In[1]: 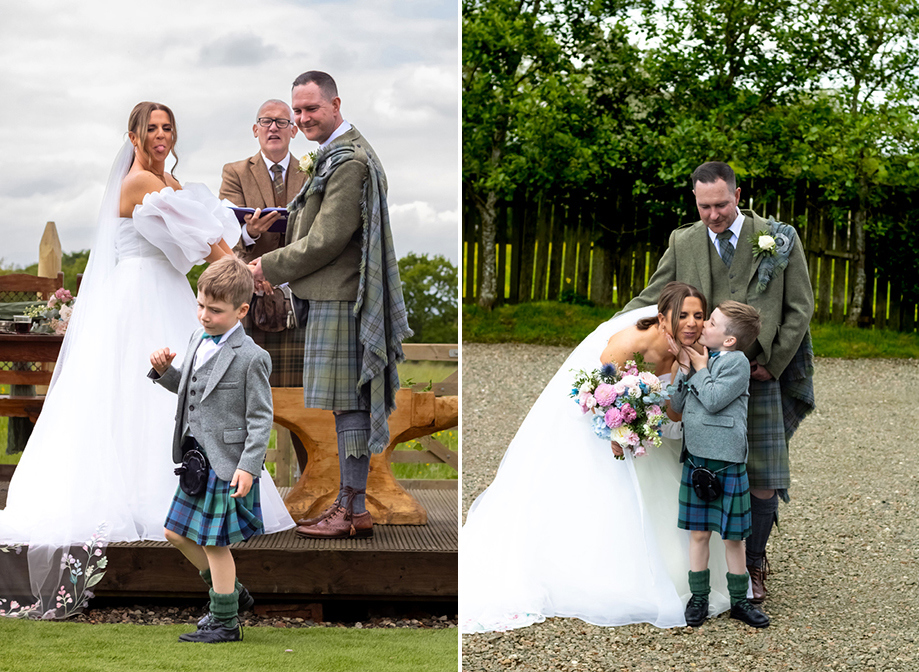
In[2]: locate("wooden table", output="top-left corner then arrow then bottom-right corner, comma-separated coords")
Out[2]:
0,333 -> 62,421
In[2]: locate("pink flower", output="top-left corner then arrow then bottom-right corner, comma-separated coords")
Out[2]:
620,403 -> 637,423
604,407 -> 624,428
594,383 -> 618,406
626,431 -> 640,446
648,405 -> 662,417
54,288 -> 73,303
634,442 -> 647,457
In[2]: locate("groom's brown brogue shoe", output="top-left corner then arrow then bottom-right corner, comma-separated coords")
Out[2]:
747,558 -> 768,604
730,599 -> 770,628
296,506 -> 373,539
684,595 -> 709,627
295,503 -> 339,528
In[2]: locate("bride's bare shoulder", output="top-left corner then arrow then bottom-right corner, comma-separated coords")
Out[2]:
600,324 -> 645,364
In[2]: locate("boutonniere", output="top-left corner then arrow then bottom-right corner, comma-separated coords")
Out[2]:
750,230 -> 778,259
297,151 -> 317,175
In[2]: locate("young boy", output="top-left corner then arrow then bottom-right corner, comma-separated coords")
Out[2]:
669,300 -> 770,629
148,255 -> 273,643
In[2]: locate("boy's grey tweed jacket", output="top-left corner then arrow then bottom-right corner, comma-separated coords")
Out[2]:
149,326 -> 273,480
670,350 -> 751,464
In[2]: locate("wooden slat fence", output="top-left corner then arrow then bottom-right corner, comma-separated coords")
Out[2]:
463,184 -> 919,332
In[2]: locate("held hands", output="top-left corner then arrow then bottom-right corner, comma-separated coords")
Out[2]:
149,348 -> 176,376
750,361 -> 774,381
230,469 -> 253,498
243,208 -> 280,238
247,257 -> 272,294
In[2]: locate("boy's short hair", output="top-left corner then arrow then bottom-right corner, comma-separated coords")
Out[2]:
197,256 -> 254,308
718,301 -> 761,351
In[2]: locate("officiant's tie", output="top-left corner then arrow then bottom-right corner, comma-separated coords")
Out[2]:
270,163 -> 284,204
717,230 -> 734,268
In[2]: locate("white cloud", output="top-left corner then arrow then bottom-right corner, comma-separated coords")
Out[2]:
0,0 -> 458,267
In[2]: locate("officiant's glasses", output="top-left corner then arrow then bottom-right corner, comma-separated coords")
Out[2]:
257,117 -> 293,129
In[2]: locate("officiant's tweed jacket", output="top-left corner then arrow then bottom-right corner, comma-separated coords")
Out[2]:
259,127 -> 385,301
670,350 -> 751,464
149,326 -> 273,481
219,151 -> 308,264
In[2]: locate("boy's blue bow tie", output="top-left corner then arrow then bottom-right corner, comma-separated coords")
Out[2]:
708,350 -> 722,360
201,332 -> 223,344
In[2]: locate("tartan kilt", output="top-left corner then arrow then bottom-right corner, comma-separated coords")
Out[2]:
301,300 -> 368,411
678,456 -> 752,541
248,324 -> 306,388
164,469 -> 264,546
747,378 -> 789,491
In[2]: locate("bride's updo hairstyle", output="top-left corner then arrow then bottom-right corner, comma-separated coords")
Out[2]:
127,101 -> 179,177
634,282 -> 707,341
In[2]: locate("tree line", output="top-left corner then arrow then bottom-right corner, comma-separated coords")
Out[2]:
464,0 -> 919,323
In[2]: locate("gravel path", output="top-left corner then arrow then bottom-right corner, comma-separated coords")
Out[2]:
462,345 -> 919,672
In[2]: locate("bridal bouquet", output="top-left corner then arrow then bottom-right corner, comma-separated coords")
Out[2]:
24,287 -> 75,335
570,355 -> 670,458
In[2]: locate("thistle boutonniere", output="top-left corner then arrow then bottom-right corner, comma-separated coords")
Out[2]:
750,230 -> 778,259
298,151 -> 317,176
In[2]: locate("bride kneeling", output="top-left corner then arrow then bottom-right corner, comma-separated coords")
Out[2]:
461,282 -> 733,633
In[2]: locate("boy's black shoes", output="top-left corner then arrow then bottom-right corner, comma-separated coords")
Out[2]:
684,595 -> 709,627
730,599 -> 770,628
179,617 -> 243,643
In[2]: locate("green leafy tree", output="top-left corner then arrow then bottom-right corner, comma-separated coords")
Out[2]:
398,253 -> 458,343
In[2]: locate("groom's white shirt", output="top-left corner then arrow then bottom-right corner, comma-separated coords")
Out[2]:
320,119 -> 352,148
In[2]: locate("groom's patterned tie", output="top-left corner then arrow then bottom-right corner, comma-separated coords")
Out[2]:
717,230 -> 734,268
270,163 -> 284,205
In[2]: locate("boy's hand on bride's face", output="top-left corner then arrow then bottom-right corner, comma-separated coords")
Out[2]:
149,347 -> 176,375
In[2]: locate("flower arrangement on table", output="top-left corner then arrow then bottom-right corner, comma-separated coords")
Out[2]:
23,287 -> 75,335
570,354 -> 671,459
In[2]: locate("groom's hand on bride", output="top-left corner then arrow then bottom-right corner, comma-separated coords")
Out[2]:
247,258 -> 272,293
149,348 -> 177,375
230,469 -> 253,498
244,209 -> 280,238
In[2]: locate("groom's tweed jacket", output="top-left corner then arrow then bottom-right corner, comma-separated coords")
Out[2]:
149,326 -> 273,480
260,127 -> 384,301
670,350 -> 751,464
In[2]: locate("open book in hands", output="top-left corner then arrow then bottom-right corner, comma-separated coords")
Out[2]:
228,207 -> 288,233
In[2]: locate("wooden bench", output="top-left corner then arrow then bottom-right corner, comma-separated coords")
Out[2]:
0,273 -> 64,425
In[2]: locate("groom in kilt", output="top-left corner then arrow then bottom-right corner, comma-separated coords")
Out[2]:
620,161 -> 816,603
250,71 -> 411,539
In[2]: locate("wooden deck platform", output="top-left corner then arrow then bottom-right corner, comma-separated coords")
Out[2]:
0,481 -> 457,605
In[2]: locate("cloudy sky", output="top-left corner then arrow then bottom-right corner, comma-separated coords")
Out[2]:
0,0 -> 458,269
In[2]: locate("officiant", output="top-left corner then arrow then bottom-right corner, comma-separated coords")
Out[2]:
219,98 -> 309,465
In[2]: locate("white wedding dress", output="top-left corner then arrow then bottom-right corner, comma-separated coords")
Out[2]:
460,306 -> 732,633
0,144 -> 294,618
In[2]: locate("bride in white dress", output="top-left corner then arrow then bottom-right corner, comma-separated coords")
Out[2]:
0,102 -> 293,619
461,282 -> 733,633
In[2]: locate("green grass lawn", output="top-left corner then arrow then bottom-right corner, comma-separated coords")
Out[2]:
0,618 -> 457,672
463,301 -> 919,358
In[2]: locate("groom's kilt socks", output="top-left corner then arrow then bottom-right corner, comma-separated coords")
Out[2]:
678,456 -> 752,541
